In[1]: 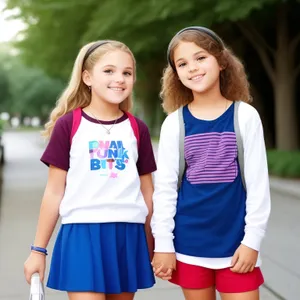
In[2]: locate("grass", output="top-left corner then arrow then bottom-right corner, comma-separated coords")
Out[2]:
267,150 -> 300,178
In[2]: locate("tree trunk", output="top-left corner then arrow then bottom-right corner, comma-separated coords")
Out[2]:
275,3 -> 299,150
237,2 -> 300,150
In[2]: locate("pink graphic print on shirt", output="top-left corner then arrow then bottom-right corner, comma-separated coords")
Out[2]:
185,132 -> 238,184
89,140 -> 129,177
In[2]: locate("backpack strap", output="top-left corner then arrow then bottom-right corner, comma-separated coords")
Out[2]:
178,106 -> 185,190
70,108 -> 82,144
125,112 -> 140,149
234,101 -> 246,190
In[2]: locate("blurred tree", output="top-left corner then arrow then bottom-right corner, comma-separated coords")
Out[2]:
5,0 -> 98,79
0,50 -> 64,121
5,0 -> 300,149
7,63 -> 64,121
0,67 -> 10,112
0,48 -> 11,112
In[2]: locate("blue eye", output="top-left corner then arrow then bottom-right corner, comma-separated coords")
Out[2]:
104,69 -> 113,74
197,56 -> 206,61
178,62 -> 186,68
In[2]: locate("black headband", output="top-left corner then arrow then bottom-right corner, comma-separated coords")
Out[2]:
167,26 -> 225,71
82,41 -> 109,68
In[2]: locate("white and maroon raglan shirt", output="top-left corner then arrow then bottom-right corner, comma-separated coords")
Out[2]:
41,110 -> 157,225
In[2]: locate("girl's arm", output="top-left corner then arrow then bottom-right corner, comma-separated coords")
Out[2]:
151,112 -> 179,253
33,165 -> 67,248
24,165 -> 66,283
241,106 -> 271,252
140,173 -> 154,260
231,105 -> 271,273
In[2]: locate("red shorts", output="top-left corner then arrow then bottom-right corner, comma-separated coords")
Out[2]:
169,260 -> 264,293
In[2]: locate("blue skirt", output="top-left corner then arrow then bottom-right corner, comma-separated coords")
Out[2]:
47,223 -> 155,293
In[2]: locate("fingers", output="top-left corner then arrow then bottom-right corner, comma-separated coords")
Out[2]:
238,263 -> 248,274
231,261 -> 255,273
40,267 -> 45,282
24,258 -> 46,284
156,268 -> 173,280
230,260 -> 243,273
152,263 -> 173,280
230,251 -> 239,268
154,265 -> 165,276
163,268 -> 172,277
24,268 -> 42,284
246,264 -> 255,273
25,272 -> 31,285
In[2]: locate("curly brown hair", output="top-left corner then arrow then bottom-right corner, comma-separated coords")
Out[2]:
161,30 -> 251,114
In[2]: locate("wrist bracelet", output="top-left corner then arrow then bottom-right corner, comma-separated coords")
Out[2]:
31,245 -> 48,256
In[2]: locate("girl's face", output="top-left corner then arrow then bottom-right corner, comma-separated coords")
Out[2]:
83,50 -> 134,106
173,41 -> 222,96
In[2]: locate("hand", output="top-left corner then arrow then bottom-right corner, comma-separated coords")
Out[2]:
24,251 -> 46,284
230,244 -> 258,273
151,252 -> 176,280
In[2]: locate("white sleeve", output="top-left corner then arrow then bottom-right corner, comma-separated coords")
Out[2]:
151,112 -> 179,253
240,105 -> 271,251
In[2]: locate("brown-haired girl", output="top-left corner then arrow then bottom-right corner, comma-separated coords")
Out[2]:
151,27 -> 271,300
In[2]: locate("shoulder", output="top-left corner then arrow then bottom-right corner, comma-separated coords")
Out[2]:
56,111 -> 73,127
237,101 -> 261,127
51,111 -> 73,137
131,116 -> 152,139
161,109 -> 180,131
133,116 -> 149,132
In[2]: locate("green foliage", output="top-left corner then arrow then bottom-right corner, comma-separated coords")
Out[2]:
0,49 -> 64,119
8,65 -> 64,119
214,0 -> 277,21
6,0 -> 98,79
0,68 -> 10,111
267,150 -> 300,178
4,0 -> 300,144
4,0 -> 282,79
0,50 -> 11,111
0,119 -> 5,134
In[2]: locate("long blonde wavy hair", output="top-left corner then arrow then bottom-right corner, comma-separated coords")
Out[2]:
42,40 -> 136,138
161,30 -> 251,114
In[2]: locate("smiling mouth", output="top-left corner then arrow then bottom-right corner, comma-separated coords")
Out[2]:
108,87 -> 125,91
189,74 -> 205,81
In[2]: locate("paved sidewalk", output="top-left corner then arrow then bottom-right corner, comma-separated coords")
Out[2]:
269,177 -> 300,199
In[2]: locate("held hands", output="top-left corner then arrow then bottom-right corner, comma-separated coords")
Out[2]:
24,251 -> 46,284
151,252 -> 176,280
230,244 -> 258,273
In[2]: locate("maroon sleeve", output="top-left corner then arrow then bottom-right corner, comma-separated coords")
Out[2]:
135,117 -> 157,175
40,112 -> 73,171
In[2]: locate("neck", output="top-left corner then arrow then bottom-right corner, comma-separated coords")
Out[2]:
86,97 -> 122,121
192,82 -> 225,108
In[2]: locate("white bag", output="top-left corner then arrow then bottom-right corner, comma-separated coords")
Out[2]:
29,273 -> 45,300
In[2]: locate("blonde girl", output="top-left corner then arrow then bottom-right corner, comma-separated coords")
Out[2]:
24,40 -> 156,300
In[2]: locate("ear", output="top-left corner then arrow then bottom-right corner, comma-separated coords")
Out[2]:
220,63 -> 227,71
82,70 -> 92,86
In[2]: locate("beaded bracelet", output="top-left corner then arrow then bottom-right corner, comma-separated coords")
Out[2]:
31,245 -> 48,256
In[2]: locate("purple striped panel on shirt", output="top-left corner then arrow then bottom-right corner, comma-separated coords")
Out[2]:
185,132 -> 238,184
